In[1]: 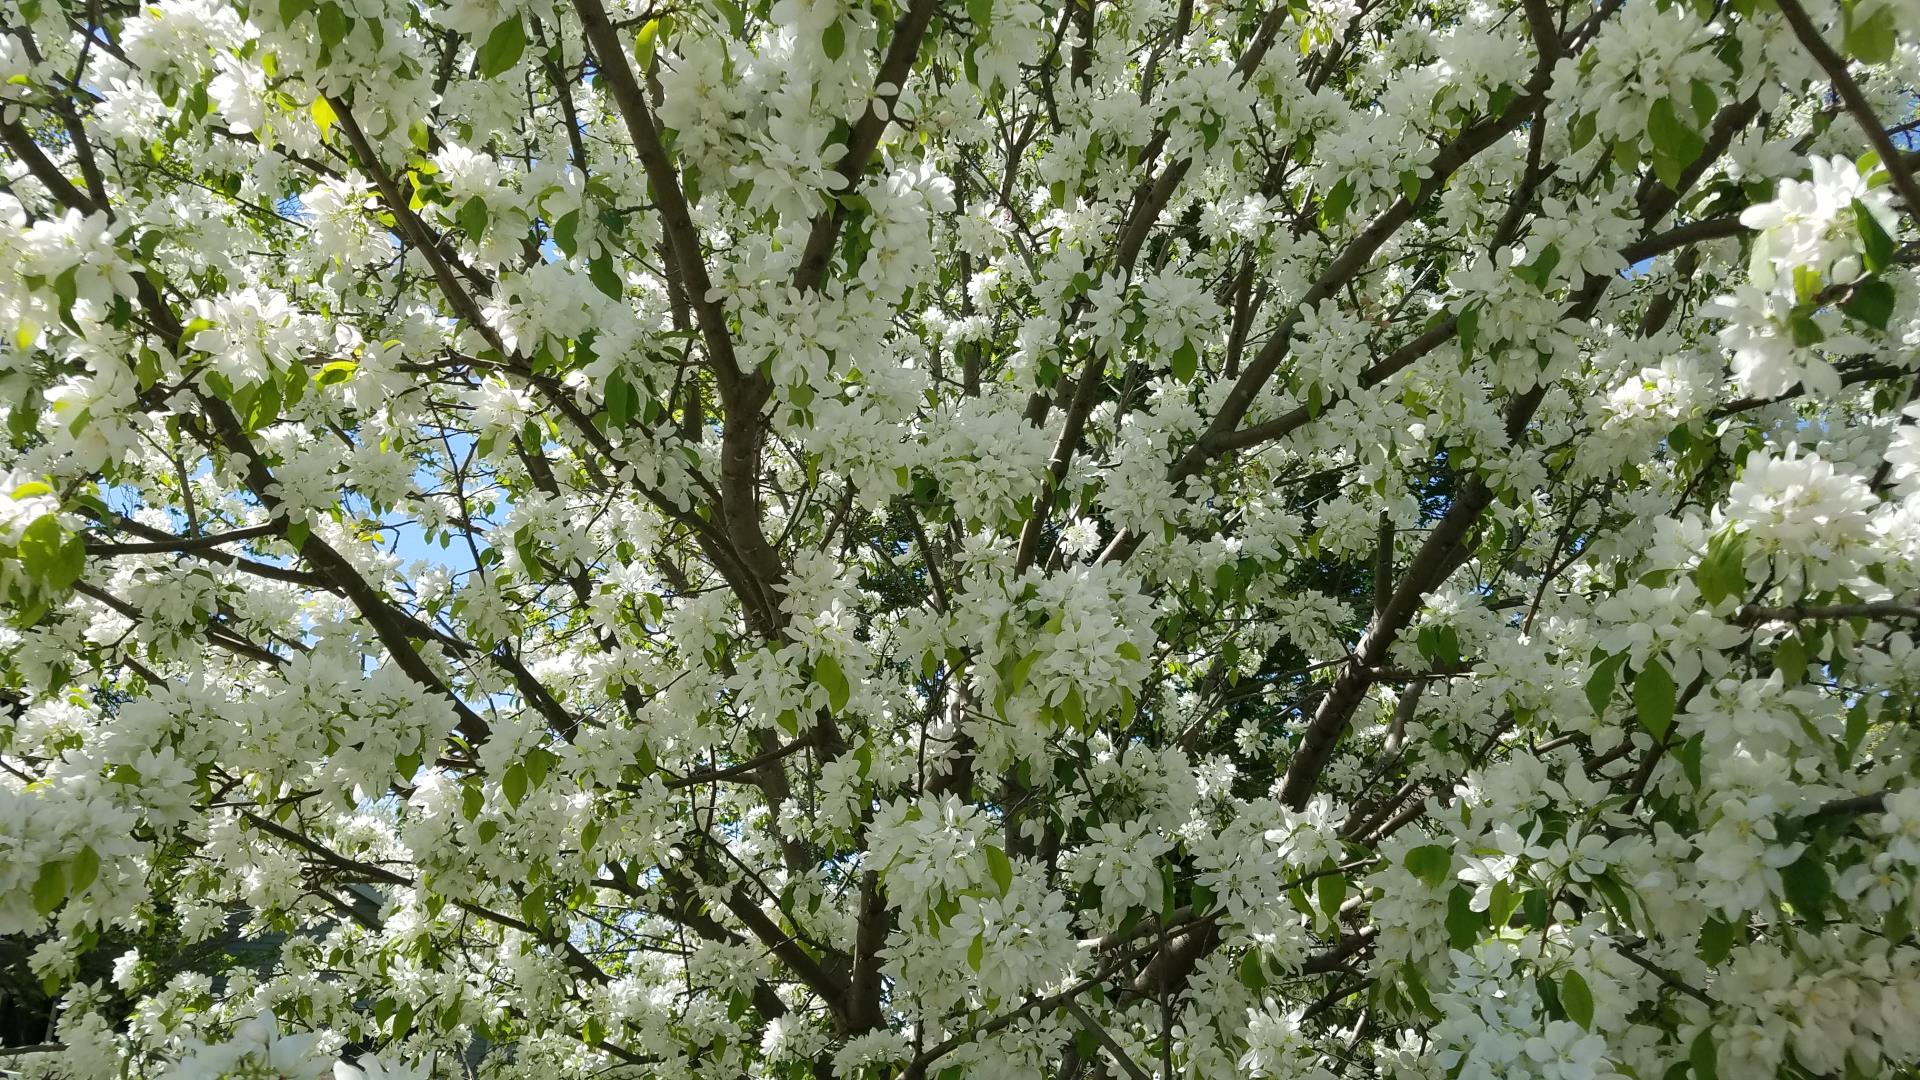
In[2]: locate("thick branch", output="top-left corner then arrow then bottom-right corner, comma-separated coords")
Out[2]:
792,0 -> 940,293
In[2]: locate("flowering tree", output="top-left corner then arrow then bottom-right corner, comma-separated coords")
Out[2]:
3,0 -> 1920,1073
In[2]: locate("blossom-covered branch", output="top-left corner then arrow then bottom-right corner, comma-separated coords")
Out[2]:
3,0 -> 1920,1076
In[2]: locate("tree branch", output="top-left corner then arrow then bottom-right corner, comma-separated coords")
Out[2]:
1772,0 -> 1920,218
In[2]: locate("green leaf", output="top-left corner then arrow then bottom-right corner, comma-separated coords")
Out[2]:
552,210 -> 581,257
1646,97 -> 1704,185
512,525 -> 543,575
1773,634 -> 1807,685
1845,4 -> 1896,64
1855,200 -> 1895,273
1677,730 -> 1705,790
1652,151 -> 1692,191
1844,700 -> 1870,765
1445,885 -> 1481,950
18,515 -> 84,592
588,255 -> 623,300
821,18 -> 845,60
503,761 -> 528,808
1693,529 -> 1748,606
1488,879 -> 1520,928
1401,965 -> 1441,1020
316,0 -> 350,46
816,654 -> 851,714
242,373 -> 281,432
457,195 -> 490,239
1317,870 -> 1347,922
605,370 -> 636,428
15,513 -> 61,574
316,360 -> 357,386
52,266 -> 79,328
1537,969 -> 1565,1020
1586,652 -> 1627,716
310,95 -> 338,142
1634,658 -> 1677,741
1688,79 -> 1718,129
1689,1029 -> 1719,1080
1560,969 -> 1594,1028
462,782 -> 484,821
1793,264 -> 1825,305
1514,243 -> 1561,290
1319,178 -> 1353,227
391,1000 -> 413,1039
1789,311 -> 1825,347
524,746 -> 552,788
1523,887 -> 1549,928
1059,685 -> 1085,730
633,18 -> 663,68
1570,111 -> 1598,152
1887,900 -> 1912,949
966,932 -> 984,972
1002,651 -> 1039,701
1417,624 -> 1461,667
1170,339 -> 1198,382
1404,844 -> 1451,888
68,845 -> 100,895
966,0 -> 993,26
984,844 -> 1013,896
1842,278 -> 1895,331
1780,852 -> 1831,921
32,861 -> 65,916
477,17 -> 527,79
1591,872 -> 1640,931
1238,948 -> 1267,992
1698,916 -> 1734,966
1457,304 -> 1480,362
181,316 -> 216,350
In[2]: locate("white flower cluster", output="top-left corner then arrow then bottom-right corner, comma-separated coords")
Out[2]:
1710,157 -> 1901,397
6,0 -> 1920,1076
